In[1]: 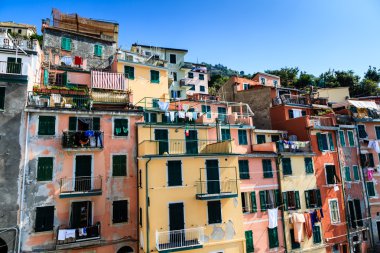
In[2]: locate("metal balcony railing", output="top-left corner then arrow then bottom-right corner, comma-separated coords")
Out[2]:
309,116 -> 335,127
56,223 -> 101,246
27,91 -> 91,110
0,61 -> 22,74
196,179 -> 238,200
62,131 -> 104,149
272,94 -> 310,106
59,176 -> 102,196
277,141 -> 312,153
156,227 -> 204,251
91,90 -> 130,104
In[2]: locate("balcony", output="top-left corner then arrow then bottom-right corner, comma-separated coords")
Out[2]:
138,139 -> 232,156
0,61 -> 22,74
308,116 -> 336,128
56,223 -> 101,250
196,179 -> 238,200
252,142 -> 277,152
62,131 -> 104,150
27,90 -> 91,110
59,176 -> 102,198
156,227 -> 204,252
91,90 -> 131,105
277,141 -> 313,154
272,94 -> 310,106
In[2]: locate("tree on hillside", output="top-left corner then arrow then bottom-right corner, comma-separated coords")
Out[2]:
265,67 -> 299,87
294,71 -> 316,89
364,66 -> 380,83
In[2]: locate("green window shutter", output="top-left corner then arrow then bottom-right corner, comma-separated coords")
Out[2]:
221,129 -> 231,141
313,226 -> 321,243
257,135 -> 265,144
339,131 -> 346,147
358,125 -> 367,138
245,230 -> 254,253
316,133 -> 323,151
295,191 -> 301,209
112,155 -> 127,176
167,161 -> 182,186
93,117 -> 100,131
112,200 -> 128,223
345,166 -> 351,181
376,127 -> 380,139
38,116 -> 55,135
61,37 -> 71,51
367,182 -> 376,197
288,109 -> 294,119
250,192 -> 257,213
274,189 -> 280,207
305,190 -> 310,208
368,154 -> 375,167
37,157 -> 53,181
68,117 -> 77,131
268,227 -> 279,248
282,158 -> 292,175
353,165 -> 359,181
124,66 -> 135,79
207,201 -> 222,224
304,158 -> 314,174
0,87 -> 5,110
35,206 -> 54,232
290,229 -> 301,249
348,131 -> 355,146
114,119 -> 128,137
282,192 -> 288,211
238,160 -> 250,179
94,45 -> 103,56
63,71 -> 68,86
43,69 -> 49,85
301,110 -> 306,116
328,133 -> 334,151
150,70 -> 160,83
259,191 -> 267,211
262,159 -> 273,178
316,189 -> 322,207
238,130 -> 248,145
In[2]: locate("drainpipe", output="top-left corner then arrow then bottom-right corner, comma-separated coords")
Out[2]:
275,153 -> 288,252
335,127 -> 352,252
145,157 -> 152,253
354,121 -> 375,251
18,112 -> 29,253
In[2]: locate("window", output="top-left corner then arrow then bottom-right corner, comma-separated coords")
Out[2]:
18,29 -> 22,34
256,134 -> 266,144
376,126 -> 380,140
200,85 -> 205,92
305,158 -> 314,174
188,72 -> 194,78
259,190 -> 280,211
189,85 -> 195,91
288,109 -> 304,119
305,189 -> 322,208
316,132 -> 334,151
169,54 -> 176,64
173,72 -> 177,82
124,66 -> 135,79
221,129 -> 231,141
282,191 -> 300,210
61,37 -> 71,51
344,166 -> 351,181
241,192 -> 257,213
360,153 -> 374,167
150,70 -> 160,83
37,157 -> 53,181
329,199 -> 340,224
167,161 -> 182,186
367,181 -> 376,197
114,118 -> 128,137
347,131 -> 355,146
353,165 -> 360,181
112,200 -> 128,223
199,74 -> 204,80
238,130 -> 248,145
260,77 -> 266,85
339,130 -> 346,147
313,226 -> 322,244
282,158 -> 292,175
94,44 -> 103,57
35,206 -> 54,232
144,112 -> 157,123
290,229 -> 300,249
262,159 -> 273,178
273,80 -> 278,87
357,125 -> 367,138
325,165 -> 338,185
245,230 -> 254,253
201,105 -> 211,119
239,160 -> 250,179
0,87 -> 5,110
207,201 -> 222,224
38,116 -> 55,136
112,155 -> 127,176
348,199 -> 364,228
243,83 -> 249,90
268,227 -> 279,248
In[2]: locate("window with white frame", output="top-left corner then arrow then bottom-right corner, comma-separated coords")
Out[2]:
329,199 -> 340,224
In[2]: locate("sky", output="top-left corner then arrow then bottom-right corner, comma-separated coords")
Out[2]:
1,0 -> 380,77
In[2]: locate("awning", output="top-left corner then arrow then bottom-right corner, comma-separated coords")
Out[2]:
348,100 -> 378,109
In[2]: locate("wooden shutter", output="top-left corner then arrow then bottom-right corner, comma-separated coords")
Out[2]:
288,109 -> 294,119
43,69 -> 49,85
339,131 -> 346,147
274,189 -> 280,207
282,192 -> 288,211
207,201 -> 222,224
268,227 -> 279,248
112,200 -> 128,223
348,131 -> 355,146
167,161 -> 182,186
250,192 -> 257,213
68,117 -> 77,131
37,157 -> 53,181
0,87 -> 4,110
239,160 -> 249,179
282,158 -> 292,175
38,116 -> 55,135
305,190 -> 310,208
305,158 -> 313,173
328,133 -> 334,150
345,167 -> 351,181
35,206 -> 54,232
93,117 -> 100,131
245,230 -> 254,253
295,191 -> 301,209
316,189 -> 322,207
367,182 -> 376,196
368,153 -> 375,167
259,191 -> 267,211
113,155 -> 127,176
313,226 -> 321,243
353,166 -> 359,181
316,133 -> 324,151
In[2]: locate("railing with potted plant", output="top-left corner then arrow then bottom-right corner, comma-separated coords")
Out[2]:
62,130 -> 104,149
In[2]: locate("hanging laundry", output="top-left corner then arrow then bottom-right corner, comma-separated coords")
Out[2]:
186,112 -> 193,121
367,168 -> 374,180
267,208 -> 278,228
183,104 -> 189,111
58,229 -> 66,240
192,112 -> 198,120
177,103 -> 183,111
158,101 -> 169,112
178,111 -> 185,119
79,227 -> 87,236
293,213 -> 305,243
169,111 -> 175,122
303,212 -> 313,239
65,229 -> 76,239
316,209 -> 323,222
310,210 -> 318,228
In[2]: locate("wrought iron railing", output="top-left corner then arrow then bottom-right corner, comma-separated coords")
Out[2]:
91,90 -> 130,104
156,227 -> 204,251
27,91 -> 91,110
59,176 -> 102,194
56,223 -> 100,245
62,131 -> 104,149
0,61 -> 23,74
196,179 -> 238,198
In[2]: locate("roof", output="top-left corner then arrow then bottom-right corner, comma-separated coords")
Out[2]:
0,22 -> 36,32
230,76 -> 258,85
132,43 -> 188,52
254,72 -> 280,79
348,100 -> 378,109
44,26 -> 116,43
